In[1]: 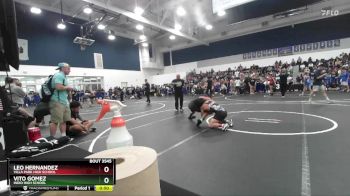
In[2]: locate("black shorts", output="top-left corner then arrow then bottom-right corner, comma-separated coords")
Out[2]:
33,102 -> 50,122
66,123 -> 85,137
188,101 -> 201,112
66,126 -> 81,137
213,111 -> 227,122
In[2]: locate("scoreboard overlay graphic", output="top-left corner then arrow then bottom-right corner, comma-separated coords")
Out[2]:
7,159 -> 115,191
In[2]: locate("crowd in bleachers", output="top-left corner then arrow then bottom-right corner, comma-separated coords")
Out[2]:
185,52 -> 350,96
23,92 -> 41,106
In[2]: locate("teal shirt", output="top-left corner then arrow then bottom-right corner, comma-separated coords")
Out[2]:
51,72 -> 69,105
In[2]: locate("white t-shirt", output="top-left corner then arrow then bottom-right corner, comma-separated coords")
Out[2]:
221,84 -> 227,90
235,80 -> 241,87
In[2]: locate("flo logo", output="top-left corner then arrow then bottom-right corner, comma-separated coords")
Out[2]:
0,127 -> 4,151
321,9 -> 339,16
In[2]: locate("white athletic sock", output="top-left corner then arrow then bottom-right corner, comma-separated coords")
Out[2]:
61,132 -> 66,137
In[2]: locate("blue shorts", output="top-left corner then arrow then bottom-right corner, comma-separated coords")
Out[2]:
304,82 -> 312,88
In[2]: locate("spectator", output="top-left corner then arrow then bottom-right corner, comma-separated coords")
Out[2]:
220,81 -> 227,95
49,62 -> 73,137
249,72 -> 257,95
266,73 -> 276,96
66,101 -> 95,137
108,88 -> 113,98
300,68 -> 311,96
229,78 -> 235,95
339,67 -> 349,92
119,87 -> 124,102
5,77 -> 26,107
308,65 -> 332,104
235,78 -> 241,95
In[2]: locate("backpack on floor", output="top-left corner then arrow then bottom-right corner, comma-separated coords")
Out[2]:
8,136 -> 71,158
40,75 -> 54,103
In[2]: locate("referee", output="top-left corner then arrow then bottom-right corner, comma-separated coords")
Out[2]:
144,79 -> 150,104
172,74 -> 185,112
206,76 -> 213,97
279,69 -> 288,98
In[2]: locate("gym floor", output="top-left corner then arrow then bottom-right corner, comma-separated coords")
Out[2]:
35,92 -> 350,196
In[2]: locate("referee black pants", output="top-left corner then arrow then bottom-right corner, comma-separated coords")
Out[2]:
175,92 -> 183,110
145,91 -> 150,103
206,88 -> 212,97
280,83 -> 287,96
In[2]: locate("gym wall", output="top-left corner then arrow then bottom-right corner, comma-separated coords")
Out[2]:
163,13 -> 350,66
15,3 -> 140,71
3,65 -> 145,90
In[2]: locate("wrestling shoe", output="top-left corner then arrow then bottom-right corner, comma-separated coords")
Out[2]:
89,127 -> 96,132
326,100 -> 333,104
220,123 -> 229,132
196,119 -> 202,127
226,119 -> 233,127
188,116 -> 196,120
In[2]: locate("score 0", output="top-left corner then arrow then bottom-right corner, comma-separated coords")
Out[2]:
104,166 -> 110,173
104,176 -> 110,184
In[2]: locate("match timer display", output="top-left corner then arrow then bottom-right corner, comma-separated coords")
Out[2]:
8,159 -> 115,191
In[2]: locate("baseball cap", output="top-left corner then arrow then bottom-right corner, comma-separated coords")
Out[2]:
56,62 -> 70,70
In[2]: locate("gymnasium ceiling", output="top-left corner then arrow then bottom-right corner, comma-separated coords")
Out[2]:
14,0 -> 350,52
